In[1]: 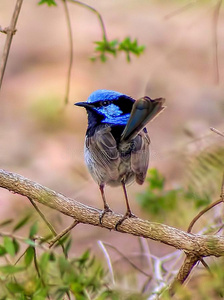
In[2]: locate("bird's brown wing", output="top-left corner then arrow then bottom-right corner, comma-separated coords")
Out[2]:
131,130 -> 150,185
85,126 -> 120,184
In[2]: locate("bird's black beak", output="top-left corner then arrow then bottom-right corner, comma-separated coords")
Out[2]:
74,102 -> 93,109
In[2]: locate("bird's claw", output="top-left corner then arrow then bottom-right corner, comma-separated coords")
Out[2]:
115,212 -> 137,230
99,206 -> 113,224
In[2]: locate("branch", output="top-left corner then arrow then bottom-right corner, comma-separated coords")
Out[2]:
0,169 -> 224,259
169,253 -> 199,295
62,0 -> 73,105
0,0 -> 23,91
212,0 -> 222,85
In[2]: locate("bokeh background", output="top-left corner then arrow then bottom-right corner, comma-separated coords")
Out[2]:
0,0 -> 224,294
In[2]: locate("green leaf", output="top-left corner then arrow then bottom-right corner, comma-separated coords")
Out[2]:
13,238 -> 20,255
24,246 -> 34,267
78,250 -> 90,266
0,245 -> 7,256
6,282 -> 23,293
64,236 -> 72,257
4,237 -> 16,256
0,265 -> 25,274
29,222 -> 38,238
39,252 -> 50,272
38,0 -> 57,6
13,215 -> 31,232
24,239 -> 36,247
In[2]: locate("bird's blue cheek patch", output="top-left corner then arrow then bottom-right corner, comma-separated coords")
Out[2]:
96,104 -> 123,117
94,104 -> 130,125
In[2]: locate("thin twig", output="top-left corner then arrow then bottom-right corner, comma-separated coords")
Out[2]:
210,127 -> 224,138
62,0 -> 73,105
98,241 -> 115,285
49,220 -> 79,248
28,197 -> 68,257
0,0 -> 23,91
67,0 -> 108,41
212,0 -> 222,85
221,172 -> 224,199
28,198 -> 57,236
164,0 -> 197,20
187,198 -> 224,233
33,244 -> 50,299
102,242 -> 151,278
199,258 -> 212,275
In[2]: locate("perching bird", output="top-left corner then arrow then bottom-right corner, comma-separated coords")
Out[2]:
75,89 -> 165,228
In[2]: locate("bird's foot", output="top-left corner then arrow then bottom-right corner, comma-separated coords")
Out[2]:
99,205 -> 113,225
115,211 -> 137,230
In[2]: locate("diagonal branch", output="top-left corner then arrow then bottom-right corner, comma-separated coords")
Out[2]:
0,168 -> 224,259
169,253 -> 199,295
0,0 -> 23,91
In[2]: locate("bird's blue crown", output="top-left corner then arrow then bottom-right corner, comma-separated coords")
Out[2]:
87,89 -> 124,103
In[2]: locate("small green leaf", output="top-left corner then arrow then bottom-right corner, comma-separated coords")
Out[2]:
0,245 -> 6,256
13,238 -> 20,255
38,0 -> 57,6
13,215 -> 31,232
6,282 -> 23,293
4,237 -> 16,256
39,252 -> 50,271
78,249 -> 90,265
0,265 -> 25,274
24,246 -> 34,267
64,236 -> 72,257
25,239 -> 36,247
29,222 -> 38,238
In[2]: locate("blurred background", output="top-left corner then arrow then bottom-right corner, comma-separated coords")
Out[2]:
0,0 -> 224,296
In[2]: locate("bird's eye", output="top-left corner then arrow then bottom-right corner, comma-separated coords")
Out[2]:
101,100 -> 109,106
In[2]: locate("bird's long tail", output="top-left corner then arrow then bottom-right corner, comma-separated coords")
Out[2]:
121,96 -> 165,141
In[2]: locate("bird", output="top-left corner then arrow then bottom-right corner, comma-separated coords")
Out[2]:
75,89 -> 165,228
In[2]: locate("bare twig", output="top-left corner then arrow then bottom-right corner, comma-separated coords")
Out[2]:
210,127 -> 224,138
212,0 -> 222,84
164,0 -> 197,20
28,197 -> 57,236
33,244 -> 50,299
98,241 -> 115,285
187,198 -> 224,233
62,0 -> 73,105
67,0 -> 108,41
102,242 -> 151,278
48,219 -> 79,248
221,172 -> 224,199
0,0 -> 23,91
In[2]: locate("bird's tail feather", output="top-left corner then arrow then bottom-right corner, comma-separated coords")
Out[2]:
121,97 -> 165,142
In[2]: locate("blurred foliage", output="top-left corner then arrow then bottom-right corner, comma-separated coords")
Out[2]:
137,168 -> 180,216
29,96 -> 68,132
138,145 -> 224,223
186,145 -> 224,204
162,260 -> 224,300
0,216 -> 147,299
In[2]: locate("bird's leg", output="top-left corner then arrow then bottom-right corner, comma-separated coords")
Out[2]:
99,184 -> 112,224
115,180 -> 137,230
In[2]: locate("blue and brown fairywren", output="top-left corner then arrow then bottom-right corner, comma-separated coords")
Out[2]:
75,89 -> 165,228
